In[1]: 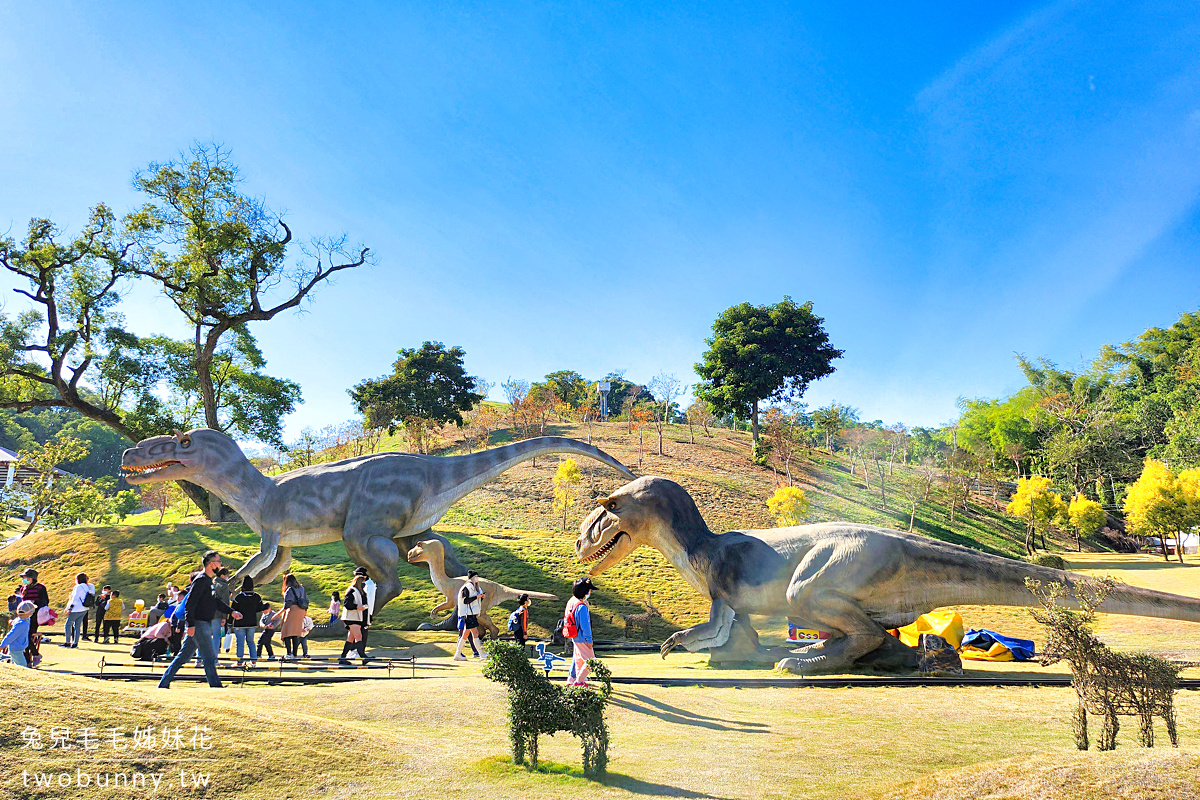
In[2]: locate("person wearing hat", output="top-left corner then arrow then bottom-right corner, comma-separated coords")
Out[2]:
2,600 -> 37,667
453,569 -> 486,662
16,568 -> 49,665
565,577 -> 596,687
339,567 -> 371,665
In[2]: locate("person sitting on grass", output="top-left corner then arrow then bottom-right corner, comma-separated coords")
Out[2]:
2,601 -> 35,668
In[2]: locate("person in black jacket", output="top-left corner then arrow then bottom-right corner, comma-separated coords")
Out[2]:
230,576 -> 269,668
156,551 -> 242,689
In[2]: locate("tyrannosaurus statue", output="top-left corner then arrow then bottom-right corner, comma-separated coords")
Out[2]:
575,476 -> 1200,674
121,428 -> 634,613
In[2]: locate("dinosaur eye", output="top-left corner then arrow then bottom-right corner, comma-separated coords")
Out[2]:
606,500 -> 618,512
180,436 -> 192,448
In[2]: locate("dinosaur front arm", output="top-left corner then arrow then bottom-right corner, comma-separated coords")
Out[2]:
429,599 -> 454,618
660,598 -> 736,659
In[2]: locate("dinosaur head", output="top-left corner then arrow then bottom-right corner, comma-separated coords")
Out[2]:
406,538 -> 445,566
575,476 -> 707,575
120,428 -> 245,485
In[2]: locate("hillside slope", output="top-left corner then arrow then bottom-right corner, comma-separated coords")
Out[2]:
1,421 -> 1061,639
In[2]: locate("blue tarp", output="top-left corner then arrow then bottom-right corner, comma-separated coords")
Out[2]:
960,629 -> 1037,661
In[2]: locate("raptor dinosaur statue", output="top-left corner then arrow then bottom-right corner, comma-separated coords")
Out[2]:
407,538 -> 556,637
120,428 -> 634,614
574,476 -> 1200,674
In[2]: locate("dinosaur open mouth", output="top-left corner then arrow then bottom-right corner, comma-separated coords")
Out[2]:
121,460 -> 181,476
582,532 -> 627,563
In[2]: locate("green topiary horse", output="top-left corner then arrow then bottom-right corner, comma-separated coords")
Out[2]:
482,641 -> 613,776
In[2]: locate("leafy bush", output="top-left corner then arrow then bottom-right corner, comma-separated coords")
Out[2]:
1029,553 -> 1067,571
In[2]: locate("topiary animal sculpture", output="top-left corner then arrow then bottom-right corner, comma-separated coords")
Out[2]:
1029,577 -> 1180,751
623,591 -> 662,641
482,641 -> 613,776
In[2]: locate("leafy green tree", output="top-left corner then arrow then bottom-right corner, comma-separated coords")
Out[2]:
6,433 -> 88,536
811,403 -> 857,452
0,206 -> 147,439
349,342 -> 483,454
695,298 -> 842,444
124,144 -> 368,442
540,371 -> 590,408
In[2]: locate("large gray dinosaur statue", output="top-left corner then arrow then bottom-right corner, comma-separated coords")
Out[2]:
121,428 -> 634,613
575,476 -> 1200,674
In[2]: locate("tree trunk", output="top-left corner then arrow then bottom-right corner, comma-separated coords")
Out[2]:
657,424 -> 663,456
751,400 -> 759,444
909,500 -> 917,532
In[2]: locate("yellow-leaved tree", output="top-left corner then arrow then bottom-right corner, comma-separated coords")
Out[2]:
1067,493 -> 1105,552
767,485 -> 810,527
1123,460 -> 1200,563
1005,476 -> 1066,556
552,458 -> 582,531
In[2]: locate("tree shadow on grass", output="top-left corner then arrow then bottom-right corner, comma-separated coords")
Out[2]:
609,691 -> 770,733
477,755 -> 738,799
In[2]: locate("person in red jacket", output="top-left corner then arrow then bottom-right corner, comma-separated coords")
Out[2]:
17,567 -> 49,665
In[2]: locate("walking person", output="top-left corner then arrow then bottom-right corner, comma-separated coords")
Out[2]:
453,570 -> 486,662
339,568 -> 370,665
90,585 -> 111,643
508,594 -> 532,647
213,567 -> 232,655
327,591 -> 341,625
257,604 -> 279,660
279,573 -> 309,660
2,601 -> 36,668
230,576 -> 268,668
16,568 -> 49,666
63,573 -> 95,648
564,577 -> 596,687
157,551 -> 242,690
101,589 -> 124,644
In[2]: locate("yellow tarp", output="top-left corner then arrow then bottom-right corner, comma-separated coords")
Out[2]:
960,642 -> 1015,661
893,611 -> 964,649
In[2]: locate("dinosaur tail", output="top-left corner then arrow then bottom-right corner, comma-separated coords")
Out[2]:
429,437 -> 635,511
913,540 -> 1200,623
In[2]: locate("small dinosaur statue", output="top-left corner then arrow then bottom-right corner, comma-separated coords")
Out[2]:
575,476 -> 1200,674
120,428 -> 633,614
406,538 -> 556,637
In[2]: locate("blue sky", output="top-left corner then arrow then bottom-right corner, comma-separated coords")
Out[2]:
2,1 -> 1199,440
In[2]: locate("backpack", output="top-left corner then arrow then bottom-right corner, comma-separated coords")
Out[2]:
294,585 -> 309,610
507,609 -> 522,633
82,590 -> 96,609
561,602 -> 579,640
552,618 -> 567,645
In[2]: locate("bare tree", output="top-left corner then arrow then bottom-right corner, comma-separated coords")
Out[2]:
648,373 -> 685,456
501,377 -> 530,433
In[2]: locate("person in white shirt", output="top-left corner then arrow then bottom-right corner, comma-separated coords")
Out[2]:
63,573 -> 95,648
339,567 -> 371,665
453,570 -> 486,662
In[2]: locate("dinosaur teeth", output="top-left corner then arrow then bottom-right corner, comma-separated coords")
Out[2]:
583,534 -> 622,563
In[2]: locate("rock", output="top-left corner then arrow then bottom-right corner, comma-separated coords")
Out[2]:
916,633 -> 963,675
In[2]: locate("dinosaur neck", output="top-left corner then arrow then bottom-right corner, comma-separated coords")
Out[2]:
653,517 -> 717,599
423,557 -> 458,596
189,456 -> 273,533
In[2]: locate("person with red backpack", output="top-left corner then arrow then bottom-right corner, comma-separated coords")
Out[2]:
563,577 -> 596,687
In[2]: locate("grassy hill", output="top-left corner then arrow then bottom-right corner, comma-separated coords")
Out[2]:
0,421 -> 1068,638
